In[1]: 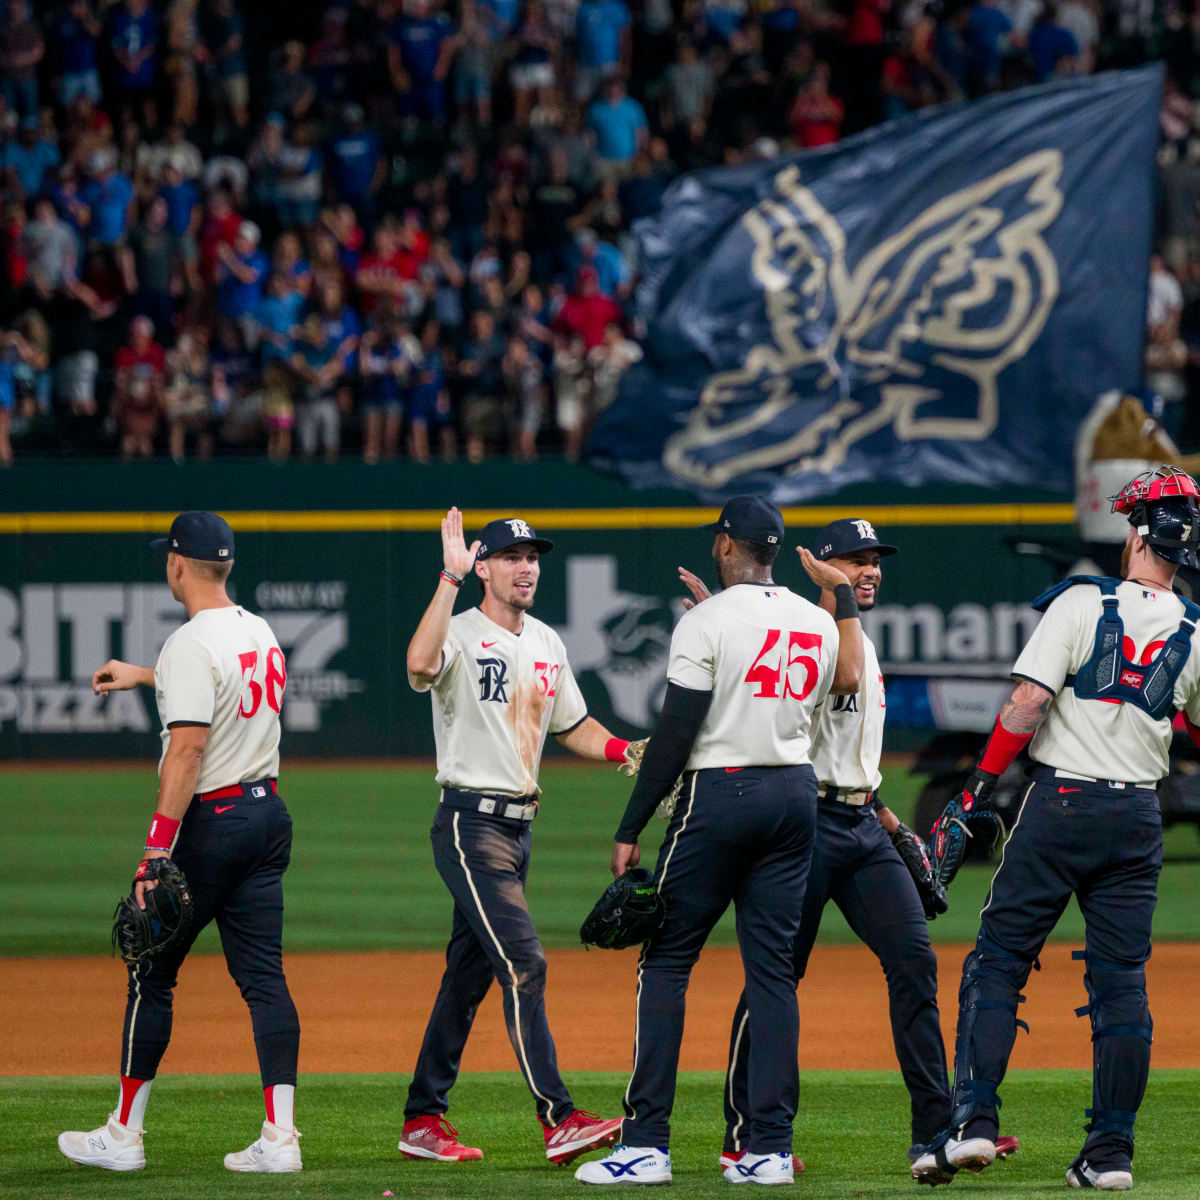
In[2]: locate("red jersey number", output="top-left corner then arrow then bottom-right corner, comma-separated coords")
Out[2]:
534,662 -> 559,697
238,649 -> 287,719
745,630 -> 823,702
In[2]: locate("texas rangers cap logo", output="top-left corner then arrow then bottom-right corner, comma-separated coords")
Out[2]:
852,519 -> 877,541
506,519 -> 534,539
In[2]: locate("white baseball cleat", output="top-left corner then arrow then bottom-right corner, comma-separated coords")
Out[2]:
1067,1158 -> 1133,1190
575,1144 -> 673,1185
911,1136 -> 996,1183
724,1150 -> 794,1185
223,1120 -> 302,1172
57,1111 -> 145,1171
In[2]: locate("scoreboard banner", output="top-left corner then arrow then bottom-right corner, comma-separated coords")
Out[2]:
589,67 -> 1162,502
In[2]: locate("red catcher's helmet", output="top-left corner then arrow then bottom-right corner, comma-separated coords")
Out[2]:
1110,465 -> 1200,569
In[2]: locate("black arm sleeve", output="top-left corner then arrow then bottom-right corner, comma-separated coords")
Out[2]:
614,682 -> 713,844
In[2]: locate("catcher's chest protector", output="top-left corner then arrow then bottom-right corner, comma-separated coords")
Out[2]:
1033,575 -> 1200,720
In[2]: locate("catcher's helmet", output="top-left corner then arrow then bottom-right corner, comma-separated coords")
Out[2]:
1111,466 -> 1200,569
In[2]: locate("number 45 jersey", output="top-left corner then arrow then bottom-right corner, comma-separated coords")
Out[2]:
154,606 -> 287,793
669,584 -> 839,771
410,607 -> 589,798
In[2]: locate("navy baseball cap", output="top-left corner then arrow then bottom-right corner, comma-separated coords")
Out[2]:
701,495 -> 785,547
151,511 -> 236,562
813,517 -> 897,560
476,517 -> 554,559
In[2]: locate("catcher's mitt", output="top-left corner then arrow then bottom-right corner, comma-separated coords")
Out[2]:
618,737 -> 684,821
930,770 -> 1005,888
580,867 -> 665,949
112,857 -> 194,965
890,821 -> 949,919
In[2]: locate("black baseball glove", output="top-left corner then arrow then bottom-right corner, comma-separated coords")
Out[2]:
930,768 -> 1006,888
890,821 -> 949,919
112,857 -> 194,965
580,867 -> 665,949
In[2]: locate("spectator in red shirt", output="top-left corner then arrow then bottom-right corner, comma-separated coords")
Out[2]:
198,188 -> 241,285
114,313 -> 164,458
356,226 -> 413,315
789,62 -> 844,148
553,266 -> 622,350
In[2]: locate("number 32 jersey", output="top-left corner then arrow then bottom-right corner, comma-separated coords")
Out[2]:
411,607 -> 588,797
155,605 -> 286,794
668,583 -> 839,771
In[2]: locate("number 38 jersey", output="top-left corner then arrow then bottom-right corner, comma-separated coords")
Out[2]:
411,607 -> 588,797
668,583 -> 839,771
154,605 -> 286,794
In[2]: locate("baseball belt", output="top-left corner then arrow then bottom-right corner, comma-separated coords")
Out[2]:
194,778 -> 278,804
819,783 -> 875,807
441,787 -> 539,822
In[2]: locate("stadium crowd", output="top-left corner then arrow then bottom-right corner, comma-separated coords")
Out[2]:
0,0 -> 1190,465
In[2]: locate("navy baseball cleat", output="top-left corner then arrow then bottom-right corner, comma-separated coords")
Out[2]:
1067,1155 -> 1133,1191
911,1135 -> 996,1185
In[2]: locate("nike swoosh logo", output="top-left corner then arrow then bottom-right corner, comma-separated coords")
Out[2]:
482,641 -> 497,648
215,804 -> 236,813
1057,787 -> 1082,794
725,767 -> 744,773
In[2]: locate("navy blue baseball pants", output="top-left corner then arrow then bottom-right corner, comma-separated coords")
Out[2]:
946,770 -> 1162,1167
121,784 -> 300,1089
723,797 -> 948,1149
405,804 -> 574,1126
620,765 -> 817,1154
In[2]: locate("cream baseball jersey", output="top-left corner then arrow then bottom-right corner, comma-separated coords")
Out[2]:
668,584 -> 839,771
154,606 -> 285,794
1013,580 -> 1200,782
810,631 -> 885,791
411,607 -> 588,797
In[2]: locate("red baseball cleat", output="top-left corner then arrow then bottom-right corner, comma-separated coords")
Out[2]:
719,1149 -> 805,1174
399,1115 -> 483,1162
995,1134 -> 1021,1160
544,1110 -> 623,1165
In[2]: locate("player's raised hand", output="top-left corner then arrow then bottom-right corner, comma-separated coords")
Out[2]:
441,506 -> 481,578
93,659 -> 148,695
677,566 -> 712,611
797,547 -> 851,593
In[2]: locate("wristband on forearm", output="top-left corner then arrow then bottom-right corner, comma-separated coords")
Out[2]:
145,812 -> 179,852
978,717 -> 1033,776
604,737 -> 630,763
439,570 -> 462,588
832,583 -> 859,622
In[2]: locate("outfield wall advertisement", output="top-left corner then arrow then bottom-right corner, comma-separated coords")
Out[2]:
0,511 -> 1071,759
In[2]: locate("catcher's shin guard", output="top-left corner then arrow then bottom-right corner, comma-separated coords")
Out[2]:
948,940 -> 1035,1137
1072,949 -> 1151,1164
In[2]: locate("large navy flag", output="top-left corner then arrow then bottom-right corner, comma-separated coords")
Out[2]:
588,68 -> 1163,501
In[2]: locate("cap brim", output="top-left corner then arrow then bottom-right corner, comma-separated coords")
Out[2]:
815,541 -> 900,560
875,543 -> 899,557
150,537 -> 170,553
478,536 -> 554,559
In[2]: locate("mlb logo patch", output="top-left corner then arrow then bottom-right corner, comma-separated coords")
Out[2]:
1119,669 -> 1142,689
251,786 -> 266,798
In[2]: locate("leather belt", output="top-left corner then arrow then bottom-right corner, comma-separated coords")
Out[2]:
819,784 -> 875,807
441,787 -> 539,822
194,778 -> 277,803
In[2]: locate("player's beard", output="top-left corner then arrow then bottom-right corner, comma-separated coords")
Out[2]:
1120,541 -> 1132,580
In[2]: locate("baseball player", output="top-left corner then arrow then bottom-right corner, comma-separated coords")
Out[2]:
704,519 -> 1020,1178
577,496 -> 845,1187
912,466 -> 1200,1191
401,508 -> 631,1166
57,512 -> 302,1174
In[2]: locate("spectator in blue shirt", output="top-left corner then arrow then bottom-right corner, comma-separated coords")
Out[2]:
157,157 -> 200,292
256,272 -> 301,365
3,116 -> 61,198
965,0 -> 1011,96
328,105 -> 385,226
217,220 -> 269,347
54,0 -> 102,107
80,150 -> 134,246
574,0 -> 629,99
1028,2 -> 1079,80
108,0 -> 158,118
586,77 -> 647,176
389,0 -> 454,124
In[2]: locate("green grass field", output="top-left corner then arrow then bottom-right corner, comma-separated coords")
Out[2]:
2,762 -> 1198,955
4,1071 -> 1198,1199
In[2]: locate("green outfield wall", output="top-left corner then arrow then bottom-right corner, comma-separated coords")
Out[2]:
0,459 -> 1075,759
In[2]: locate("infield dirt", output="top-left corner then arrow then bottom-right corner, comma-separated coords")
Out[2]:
3,943 -> 1196,1076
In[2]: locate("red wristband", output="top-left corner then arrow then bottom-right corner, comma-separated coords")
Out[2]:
979,718 -> 1033,776
605,737 -> 631,763
145,812 -> 180,852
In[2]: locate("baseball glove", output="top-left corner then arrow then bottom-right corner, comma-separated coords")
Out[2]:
930,769 -> 1005,889
580,867 -> 665,949
112,858 -> 194,965
618,737 -> 684,821
890,821 -> 949,919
